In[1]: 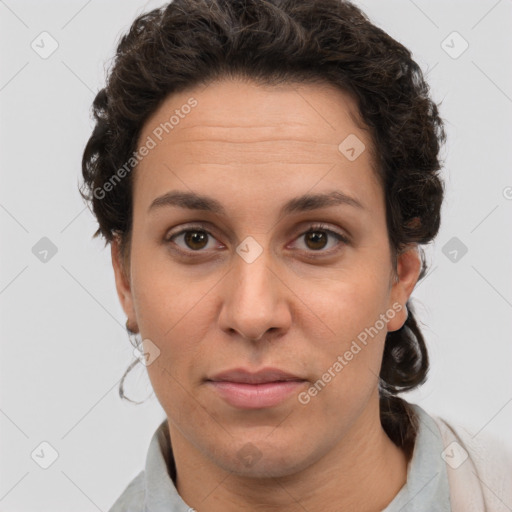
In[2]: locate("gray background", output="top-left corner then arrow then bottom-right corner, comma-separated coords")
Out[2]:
1,0 -> 511,510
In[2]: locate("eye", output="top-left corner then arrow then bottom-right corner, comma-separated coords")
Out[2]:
166,225 -> 220,253
165,222 -> 349,257
291,223 -> 349,255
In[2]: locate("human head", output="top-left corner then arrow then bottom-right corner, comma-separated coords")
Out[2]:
80,0 -> 445,460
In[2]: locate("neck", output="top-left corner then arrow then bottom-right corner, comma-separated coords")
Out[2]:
168,393 -> 409,512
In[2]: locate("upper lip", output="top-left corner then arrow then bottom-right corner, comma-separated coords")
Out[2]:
207,367 -> 305,384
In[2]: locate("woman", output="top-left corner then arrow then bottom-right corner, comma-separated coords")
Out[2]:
80,0 -> 511,510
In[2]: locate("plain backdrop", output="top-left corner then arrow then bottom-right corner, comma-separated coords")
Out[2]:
1,0 -> 511,510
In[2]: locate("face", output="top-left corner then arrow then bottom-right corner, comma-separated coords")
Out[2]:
112,77 -> 420,478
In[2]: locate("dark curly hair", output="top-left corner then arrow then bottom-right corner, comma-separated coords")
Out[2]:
80,0 -> 446,458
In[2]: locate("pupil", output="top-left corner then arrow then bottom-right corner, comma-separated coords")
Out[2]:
307,231 -> 326,250
186,231 -> 207,250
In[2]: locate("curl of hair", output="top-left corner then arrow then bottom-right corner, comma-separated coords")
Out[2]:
80,0 -> 446,449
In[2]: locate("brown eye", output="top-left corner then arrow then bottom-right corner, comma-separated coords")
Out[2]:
292,224 -> 349,255
183,230 -> 209,250
167,227 -> 218,252
304,230 -> 329,251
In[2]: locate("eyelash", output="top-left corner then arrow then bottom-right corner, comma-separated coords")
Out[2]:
165,222 -> 350,259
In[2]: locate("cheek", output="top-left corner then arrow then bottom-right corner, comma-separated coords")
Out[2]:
308,261 -> 392,338
297,266 -> 391,399
297,326 -> 386,436
130,240 -> 211,335
129,250 -> 212,398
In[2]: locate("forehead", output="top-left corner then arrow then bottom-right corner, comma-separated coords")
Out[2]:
139,77 -> 370,149
133,78 -> 381,214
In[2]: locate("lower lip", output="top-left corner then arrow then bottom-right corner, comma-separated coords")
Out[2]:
207,380 -> 306,409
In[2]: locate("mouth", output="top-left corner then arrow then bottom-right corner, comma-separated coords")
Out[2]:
206,367 -> 307,409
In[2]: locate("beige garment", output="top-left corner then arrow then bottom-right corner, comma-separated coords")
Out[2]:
432,414 -> 512,512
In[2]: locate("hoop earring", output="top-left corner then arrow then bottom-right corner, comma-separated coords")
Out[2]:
119,359 -> 146,404
119,320 -> 146,404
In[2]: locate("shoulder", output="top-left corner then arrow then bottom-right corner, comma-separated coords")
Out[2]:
107,470 -> 145,512
431,412 -> 512,471
428,409 -> 512,511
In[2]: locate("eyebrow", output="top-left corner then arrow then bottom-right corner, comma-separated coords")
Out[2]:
148,189 -> 364,216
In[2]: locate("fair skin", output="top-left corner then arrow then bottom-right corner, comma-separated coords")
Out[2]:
112,77 -> 421,511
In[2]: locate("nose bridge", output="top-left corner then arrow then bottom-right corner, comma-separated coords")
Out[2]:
219,241 -> 289,341
236,246 -> 274,304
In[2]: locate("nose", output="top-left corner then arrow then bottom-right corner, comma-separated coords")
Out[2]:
217,246 -> 292,342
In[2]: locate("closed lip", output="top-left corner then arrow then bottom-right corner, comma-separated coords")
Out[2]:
207,367 -> 306,384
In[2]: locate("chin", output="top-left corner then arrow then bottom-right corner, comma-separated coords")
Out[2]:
213,437 -> 319,479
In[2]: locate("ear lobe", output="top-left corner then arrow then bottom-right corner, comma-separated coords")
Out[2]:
387,245 -> 422,332
111,235 -> 137,329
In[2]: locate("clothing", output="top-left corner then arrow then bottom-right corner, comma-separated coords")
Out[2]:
430,411 -> 512,511
381,403 -> 450,512
108,403 -> 512,511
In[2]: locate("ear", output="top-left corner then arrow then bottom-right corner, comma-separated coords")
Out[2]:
386,244 -> 422,332
111,235 -> 138,332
